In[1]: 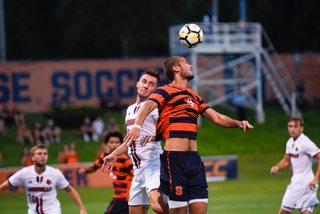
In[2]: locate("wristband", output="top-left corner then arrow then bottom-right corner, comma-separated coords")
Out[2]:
132,124 -> 141,129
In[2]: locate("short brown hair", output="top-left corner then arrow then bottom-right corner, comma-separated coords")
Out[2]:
140,68 -> 161,86
30,145 -> 48,156
288,116 -> 304,126
163,56 -> 182,82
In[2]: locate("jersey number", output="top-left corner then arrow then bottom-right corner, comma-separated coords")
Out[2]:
187,98 -> 194,107
175,186 -> 183,196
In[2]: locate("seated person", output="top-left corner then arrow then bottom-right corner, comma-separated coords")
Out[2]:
66,142 -> 79,164
20,148 -> 33,166
32,122 -> 49,145
80,117 -> 96,143
43,119 -> 61,144
1,104 -> 14,126
0,118 -> 7,136
92,116 -> 105,139
58,144 -> 69,164
12,105 -> 24,127
16,123 -> 34,146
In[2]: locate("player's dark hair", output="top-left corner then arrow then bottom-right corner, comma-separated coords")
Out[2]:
104,131 -> 123,144
288,116 -> 304,127
140,68 -> 161,86
30,145 -> 48,156
164,56 -> 182,81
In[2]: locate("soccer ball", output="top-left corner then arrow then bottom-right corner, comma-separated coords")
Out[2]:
179,23 -> 203,48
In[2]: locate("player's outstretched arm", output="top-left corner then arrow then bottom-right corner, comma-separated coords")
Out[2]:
202,108 -> 254,131
0,180 -> 10,194
270,154 -> 290,175
101,142 -> 127,173
78,165 -> 97,175
64,185 -> 87,214
306,152 -> 320,190
124,100 -> 158,146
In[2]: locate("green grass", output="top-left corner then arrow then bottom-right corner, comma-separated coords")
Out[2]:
0,103 -> 320,213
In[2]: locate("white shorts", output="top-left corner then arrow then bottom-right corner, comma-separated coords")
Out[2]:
281,183 -> 319,211
128,159 -> 160,206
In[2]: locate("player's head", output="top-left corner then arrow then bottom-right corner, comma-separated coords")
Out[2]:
164,56 -> 194,82
31,145 -> 48,167
287,117 -> 304,140
137,68 -> 160,101
104,131 -> 123,153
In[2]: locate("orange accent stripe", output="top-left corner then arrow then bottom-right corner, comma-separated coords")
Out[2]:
106,200 -> 116,213
166,151 -> 172,193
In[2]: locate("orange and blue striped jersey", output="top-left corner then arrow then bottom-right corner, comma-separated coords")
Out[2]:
148,83 -> 210,141
94,151 -> 133,200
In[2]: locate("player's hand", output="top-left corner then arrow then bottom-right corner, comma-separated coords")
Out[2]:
306,179 -> 318,190
237,120 -> 254,132
80,209 -> 88,214
78,168 -> 86,175
140,135 -> 155,146
270,166 -> 279,175
123,126 -> 141,147
101,154 -> 117,173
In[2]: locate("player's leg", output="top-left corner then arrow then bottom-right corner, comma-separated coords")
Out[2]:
129,169 -> 151,214
188,201 -> 207,214
105,198 -> 129,214
278,208 -> 292,214
301,206 -> 314,214
129,205 -> 149,214
148,190 -> 169,214
146,159 -> 169,214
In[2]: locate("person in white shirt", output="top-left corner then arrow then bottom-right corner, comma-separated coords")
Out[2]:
271,117 -> 320,214
92,116 -> 105,139
0,145 -> 87,214
102,68 -> 169,214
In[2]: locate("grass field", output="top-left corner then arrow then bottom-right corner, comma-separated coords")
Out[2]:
0,103 -> 319,213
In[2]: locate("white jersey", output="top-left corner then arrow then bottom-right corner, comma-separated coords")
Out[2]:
281,133 -> 320,210
285,133 -> 320,184
125,100 -> 163,169
8,165 -> 69,214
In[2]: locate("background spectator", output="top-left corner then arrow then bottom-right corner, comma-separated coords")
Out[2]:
43,119 -> 61,144
1,104 -> 14,126
58,144 -> 69,164
20,148 -> 33,166
0,118 -> 7,136
12,105 -> 24,127
105,117 -> 120,134
32,122 -> 49,145
232,89 -> 247,121
80,117 -> 96,143
92,116 -> 105,139
66,142 -> 79,164
96,143 -> 108,159
16,123 -> 34,146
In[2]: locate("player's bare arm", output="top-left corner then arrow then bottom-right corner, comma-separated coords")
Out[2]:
123,100 -> 158,146
271,154 -> 290,175
101,142 -> 127,173
64,185 -> 87,214
306,152 -> 320,190
78,165 -> 96,175
0,180 -> 10,194
202,108 -> 254,131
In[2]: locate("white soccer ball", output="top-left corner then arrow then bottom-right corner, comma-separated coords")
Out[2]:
179,23 -> 203,48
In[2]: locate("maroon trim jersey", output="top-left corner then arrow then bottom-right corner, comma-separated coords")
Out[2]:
148,83 -> 210,141
94,151 -> 133,200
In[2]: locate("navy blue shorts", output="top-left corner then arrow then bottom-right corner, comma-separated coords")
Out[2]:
105,198 -> 129,214
158,151 -> 208,202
